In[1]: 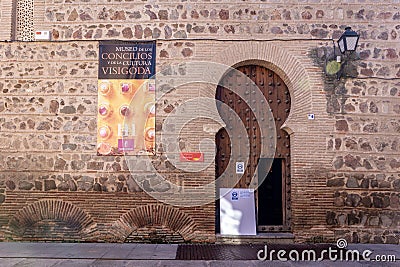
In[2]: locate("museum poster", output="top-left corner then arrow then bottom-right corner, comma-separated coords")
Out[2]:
97,41 -> 156,156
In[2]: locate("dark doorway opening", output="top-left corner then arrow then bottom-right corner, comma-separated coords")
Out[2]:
257,158 -> 283,227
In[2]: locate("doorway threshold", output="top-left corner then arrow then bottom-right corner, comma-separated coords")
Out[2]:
215,232 -> 294,244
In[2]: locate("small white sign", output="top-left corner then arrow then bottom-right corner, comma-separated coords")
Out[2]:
236,162 -> 245,174
35,30 -> 51,40
308,113 -> 315,120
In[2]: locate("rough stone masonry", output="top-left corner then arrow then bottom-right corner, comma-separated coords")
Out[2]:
0,0 -> 399,243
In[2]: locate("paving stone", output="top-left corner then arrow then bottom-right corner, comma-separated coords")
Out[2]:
11,258 -> 63,267
158,260 -> 207,267
0,243 -> 399,267
101,244 -> 137,259
48,259 -> 95,267
0,258 -> 26,267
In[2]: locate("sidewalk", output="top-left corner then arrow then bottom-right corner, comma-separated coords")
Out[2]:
0,242 -> 398,266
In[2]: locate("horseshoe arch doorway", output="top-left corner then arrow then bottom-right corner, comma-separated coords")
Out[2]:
215,63 -> 292,233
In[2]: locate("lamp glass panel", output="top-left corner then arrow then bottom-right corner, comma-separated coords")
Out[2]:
338,38 -> 345,53
345,36 -> 358,51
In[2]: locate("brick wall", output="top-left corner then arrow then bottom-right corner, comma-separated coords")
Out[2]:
0,0 -> 13,40
0,1 -> 399,244
2,192 -> 214,242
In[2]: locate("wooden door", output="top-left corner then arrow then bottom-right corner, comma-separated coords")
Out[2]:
215,65 -> 291,232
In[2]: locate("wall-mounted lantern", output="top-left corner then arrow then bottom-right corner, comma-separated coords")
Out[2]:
325,26 -> 360,80
337,27 -> 360,54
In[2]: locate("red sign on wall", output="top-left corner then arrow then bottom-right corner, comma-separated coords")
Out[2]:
180,152 -> 204,162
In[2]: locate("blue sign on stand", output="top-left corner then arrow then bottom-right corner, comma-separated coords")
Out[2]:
220,188 -> 256,236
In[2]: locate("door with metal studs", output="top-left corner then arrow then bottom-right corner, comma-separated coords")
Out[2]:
215,64 -> 291,232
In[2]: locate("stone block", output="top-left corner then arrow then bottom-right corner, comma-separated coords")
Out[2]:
44,180 -> 56,191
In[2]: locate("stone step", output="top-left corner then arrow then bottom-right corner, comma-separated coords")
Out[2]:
215,233 -> 295,244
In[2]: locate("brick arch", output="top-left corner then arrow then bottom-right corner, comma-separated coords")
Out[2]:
213,42 -> 315,134
8,199 -> 97,241
110,205 -> 197,242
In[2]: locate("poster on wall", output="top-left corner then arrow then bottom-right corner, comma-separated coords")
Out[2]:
97,41 -> 156,156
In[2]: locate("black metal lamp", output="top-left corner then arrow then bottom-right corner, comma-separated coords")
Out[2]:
337,27 -> 360,54
325,27 -> 360,79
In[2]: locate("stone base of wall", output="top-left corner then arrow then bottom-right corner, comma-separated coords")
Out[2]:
334,229 -> 399,244
0,191 -> 215,243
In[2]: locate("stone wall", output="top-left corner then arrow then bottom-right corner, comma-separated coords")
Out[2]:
34,0 -> 400,42
326,77 -> 400,243
0,0 -> 399,244
316,14 -> 399,242
0,41 -> 215,242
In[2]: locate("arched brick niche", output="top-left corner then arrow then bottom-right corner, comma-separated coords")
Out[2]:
110,204 -> 197,243
8,199 -> 98,241
210,41 -> 335,241
212,41 -> 317,134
